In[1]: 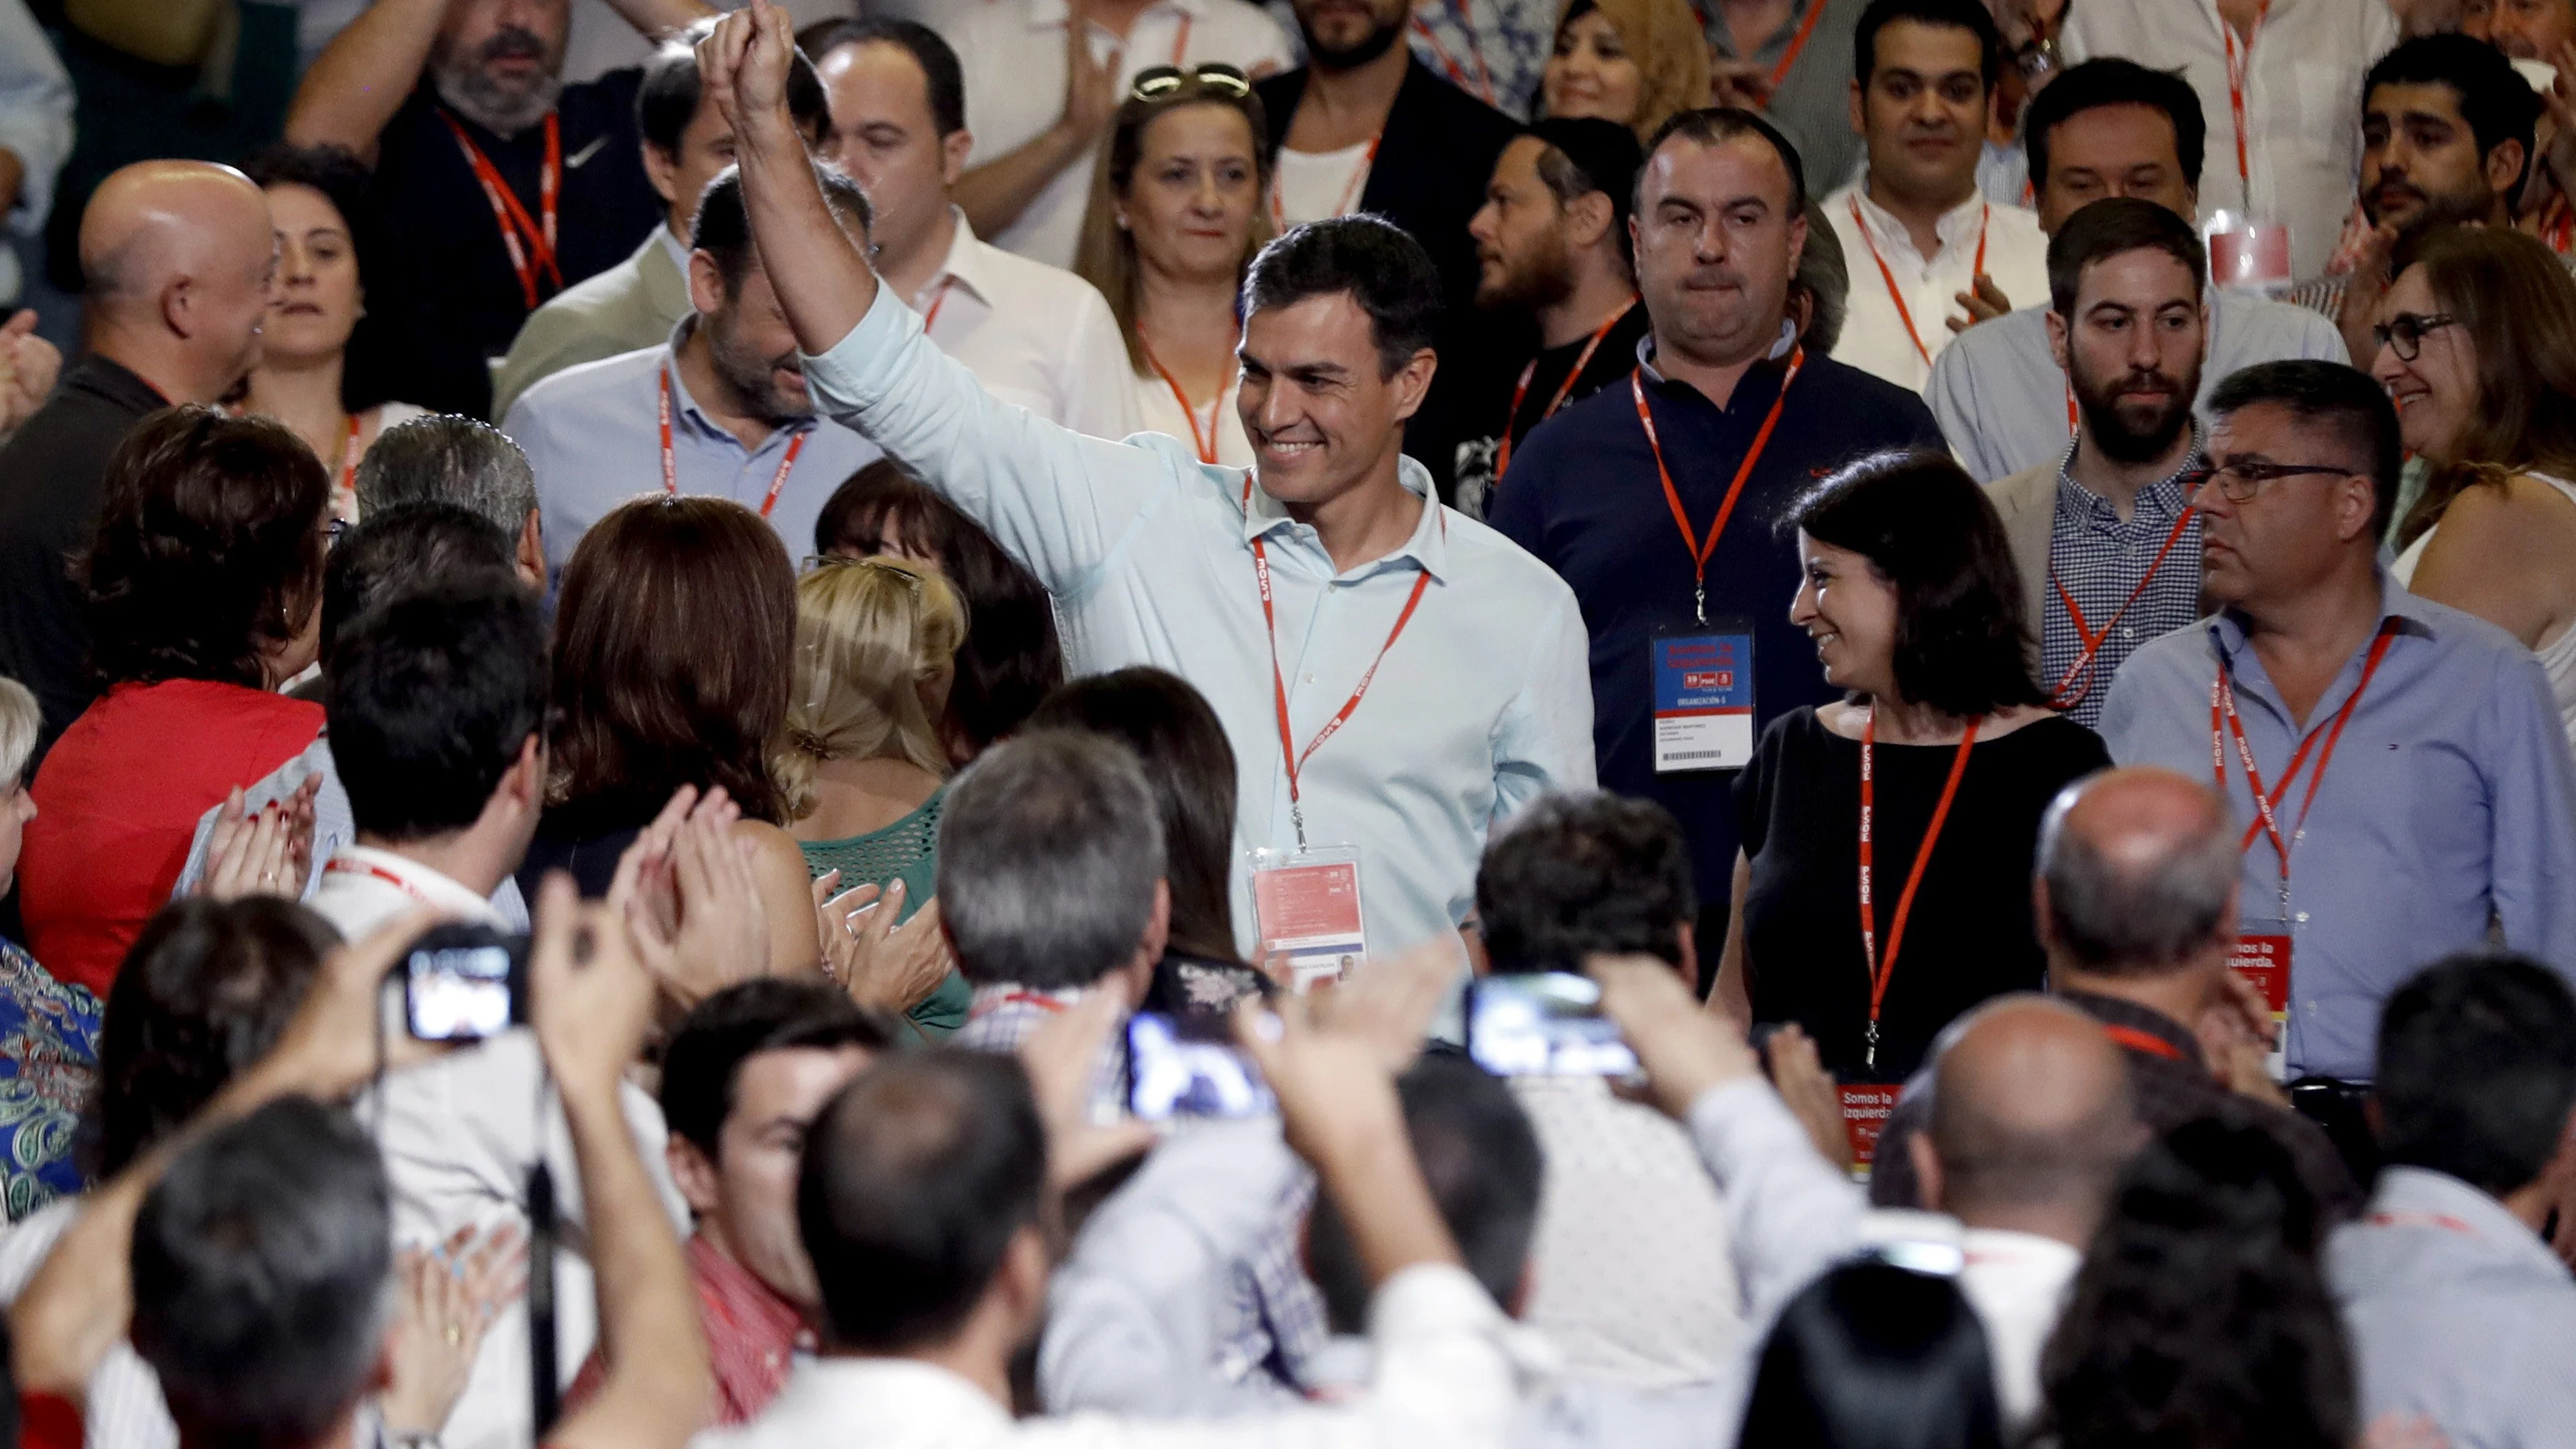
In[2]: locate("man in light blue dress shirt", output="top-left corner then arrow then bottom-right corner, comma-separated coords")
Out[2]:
694,4 -> 1595,963
2100,361 -> 2576,1084
503,166 -> 885,576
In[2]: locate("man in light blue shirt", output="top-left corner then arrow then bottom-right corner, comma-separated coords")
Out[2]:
695,4 -> 1595,961
2100,361 -> 2576,1083
503,165 -> 883,576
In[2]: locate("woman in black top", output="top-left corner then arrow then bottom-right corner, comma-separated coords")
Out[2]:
1713,450 -> 2110,1082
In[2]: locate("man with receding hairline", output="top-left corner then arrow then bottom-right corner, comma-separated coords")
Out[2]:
0,160 -> 276,756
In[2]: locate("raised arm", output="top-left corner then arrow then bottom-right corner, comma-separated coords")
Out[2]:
952,0 -> 1120,242
285,0 -> 449,161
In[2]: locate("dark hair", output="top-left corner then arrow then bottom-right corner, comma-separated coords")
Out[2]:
84,406 -> 330,691
1529,117 -> 1645,275
1243,214 -> 1443,378
1641,106 -> 1809,217
2375,952 -> 2576,1196
1026,669 -> 1240,963
2038,1117 -> 2354,1449
694,164 -> 873,294
798,18 -> 967,136
1853,0 -> 2001,90
85,898 -> 337,1179
2207,361 -> 2404,537
350,413 -> 537,541
319,502 -> 519,673
814,463 -> 1066,758
1784,450 -> 2045,717
1476,792 -> 1695,974
2364,33 -> 2541,202
1307,1054 -> 1542,1333
329,577 -> 546,843
236,143 -> 406,413
659,979 -> 894,1159
800,1049 -> 1046,1351
936,730 -> 1165,991
638,18 -> 828,159
550,496 -> 797,825
2047,197 -> 2205,316
2022,58 -> 2208,194
1737,1260 -> 2006,1449
132,1097 -> 391,1449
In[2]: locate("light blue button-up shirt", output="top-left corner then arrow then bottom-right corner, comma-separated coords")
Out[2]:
502,318 -> 885,575
802,284 -> 1596,958
2099,577 -> 2576,1080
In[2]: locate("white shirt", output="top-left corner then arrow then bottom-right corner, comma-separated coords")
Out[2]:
2062,0 -> 2398,281
1131,364 -> 1256,468
307,844 -> 509,941
910,208 -> 1146,442
1957,1228 -> 2082,1431
1272,140 -> 1377,229
1822,180 -> 2051,395
947,0 -> 1295,270
805,284 -> 1595,961
0,1199 -> 176,1449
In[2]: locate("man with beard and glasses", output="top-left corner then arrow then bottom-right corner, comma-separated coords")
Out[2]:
287,0 -> 716,420
1492,108 -> 1941,962
504,165 -> 884,575
1983,199 -> 2211,729
1446,117 -> 1647,519
2285,36 -> 2543,366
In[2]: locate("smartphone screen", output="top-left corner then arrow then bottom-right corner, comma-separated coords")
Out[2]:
1126,1011 -> 1275,1121
406,941 -> 517,1040
1467,972 -> 1639,1077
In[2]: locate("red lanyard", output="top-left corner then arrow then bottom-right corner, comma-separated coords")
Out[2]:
1269,134 -> 1382,233
2046,505 -> 2199,711
1848,197 -> 1986,370
1858,708 -> 1980,1071
2209,621 -> 2399,898
335,412 -> 363,496
920,276 -> 958,334
2364,1210 -> 2480,1235
2065,381 -> 2079,437
1410,0 -> 1494,105
658,366 -> 809,520
1765,0 -> 1829,90
2102,1023 -> 2187,1060
326,856 -> 432,903
1629,346 -> 1804,623
1168,11 -> 1193,63
440,109 -> 562,311
1245,477 -> 1436,850
2220,3 -> 2269,194
1496,297 -> 1634,480
2541,192 -> 2575,254
1138,326 -> 1235,464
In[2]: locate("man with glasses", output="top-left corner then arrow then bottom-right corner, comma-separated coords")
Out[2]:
1984,198 -> 2210,730
2099,359 -> 2576,1101
801,20 -> 1140,440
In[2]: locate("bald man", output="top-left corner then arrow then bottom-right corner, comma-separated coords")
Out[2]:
1873,766 -> 2362,1217
0,160 -> 275,752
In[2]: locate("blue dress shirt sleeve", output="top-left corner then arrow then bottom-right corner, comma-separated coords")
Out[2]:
2476,651 -> 2576,976
1490,586 -> 1599,823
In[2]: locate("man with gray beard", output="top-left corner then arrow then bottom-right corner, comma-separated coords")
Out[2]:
287,0 -> 715,419
503,166 -> 887,575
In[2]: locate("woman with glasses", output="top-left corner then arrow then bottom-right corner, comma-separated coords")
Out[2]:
1538,0 -> 1708,144
234,145 -> 427,522
777,553 -> 973,1039
1073,66 -> 1269,468
2367,225 -> 2576,742
1710,451 -> 2109,1085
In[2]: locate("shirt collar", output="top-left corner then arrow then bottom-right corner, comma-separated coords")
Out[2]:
327,845 -> 508,924
920,207 -> 992,312
2210,568 -> 2442,661
1843,180 -> 1989,262
2367,1166 -> 2566,1272
1238,459 -> 1451,582
1635,317 -> 1797,383
687,1235 -> 811,1349
2054,426 -> 2208,522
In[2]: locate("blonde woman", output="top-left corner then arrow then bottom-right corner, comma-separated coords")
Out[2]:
779,554 -> 974,1037
1539,0 -> 1711,146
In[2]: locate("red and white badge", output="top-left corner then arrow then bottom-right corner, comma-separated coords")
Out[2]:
1840,1083 -> 1906,1175
2229,931 -> 2292,1080
1251,845 -> 1367,992
2206,212 -> 2293,296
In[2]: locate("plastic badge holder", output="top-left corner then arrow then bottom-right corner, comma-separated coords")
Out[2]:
1250,844 -> 1367,992
2204,210 -> 2293,298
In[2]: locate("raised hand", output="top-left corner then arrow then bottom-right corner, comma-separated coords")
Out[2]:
1058,0 -> 1125,146
1589,952 -> 1761,1119
382,1221 -> 528,1439
0,310 -> 60,435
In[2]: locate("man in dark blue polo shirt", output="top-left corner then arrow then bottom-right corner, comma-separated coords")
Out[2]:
1492,108 -> 1942,955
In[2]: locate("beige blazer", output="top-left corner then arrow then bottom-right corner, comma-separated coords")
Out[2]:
1985,459 -> 2057,662
491,228 -> 694,420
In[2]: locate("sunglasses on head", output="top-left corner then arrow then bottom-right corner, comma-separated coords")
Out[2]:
1128,63 -> 1252,101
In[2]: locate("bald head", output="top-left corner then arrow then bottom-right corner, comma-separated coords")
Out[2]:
79,162 -> 276,401
1926,996 -> 2139,1226
2037,767 -> 2240,978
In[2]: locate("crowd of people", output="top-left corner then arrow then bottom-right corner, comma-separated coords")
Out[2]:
0,0 -> 2571,1442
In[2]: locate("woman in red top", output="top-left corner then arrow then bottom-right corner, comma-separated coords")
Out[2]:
19,408 -> 331,995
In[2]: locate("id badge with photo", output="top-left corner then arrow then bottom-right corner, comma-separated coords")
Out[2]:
2229,928 -> 2292,1082
1250,845 -> 1368,992
1652,621 -> 1756,773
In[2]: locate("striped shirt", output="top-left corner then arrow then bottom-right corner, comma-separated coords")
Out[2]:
2042,436 -> 2208,729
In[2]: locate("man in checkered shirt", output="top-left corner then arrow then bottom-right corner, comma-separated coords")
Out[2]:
1985,198 -> 2212,730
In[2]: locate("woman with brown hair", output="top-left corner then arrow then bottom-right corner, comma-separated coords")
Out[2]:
2368,225 -> 2576,741
1538,0 -> 1711,145
519,496 -> 822,974
1072,66 -> 1271,468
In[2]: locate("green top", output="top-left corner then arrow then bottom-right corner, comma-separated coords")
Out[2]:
800,786 -> 970,1041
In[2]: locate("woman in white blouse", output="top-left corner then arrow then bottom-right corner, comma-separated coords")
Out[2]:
1072,65 -> 1270,469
